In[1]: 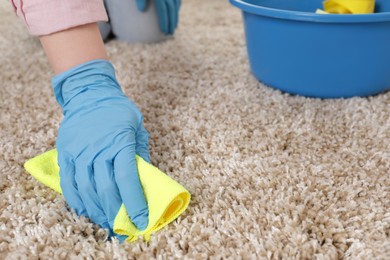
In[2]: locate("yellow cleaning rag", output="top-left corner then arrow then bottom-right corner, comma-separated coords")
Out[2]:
24,149 -> 191,242
316,0 -> 375,14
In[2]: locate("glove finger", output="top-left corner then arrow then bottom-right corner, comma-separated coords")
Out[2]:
174,0 -> 182,31
74,159 -> 110,230
136,124 -> 151,163
167,0 -> 177,34
135,0 -> 147,12
164,0 -> 175,35
93,158 -> 123,230
165,0 -> 176,35
114,145 -> 149,231
58,153 -> 87,217
155,0 -> 169,34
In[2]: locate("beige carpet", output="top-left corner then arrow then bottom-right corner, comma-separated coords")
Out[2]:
1,0 -> 389,259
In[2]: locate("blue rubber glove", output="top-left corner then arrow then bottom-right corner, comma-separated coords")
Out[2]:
52,59 -> 150,240
135,0 -> 181,35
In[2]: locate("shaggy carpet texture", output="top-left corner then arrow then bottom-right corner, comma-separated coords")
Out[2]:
0,0 -> 389,259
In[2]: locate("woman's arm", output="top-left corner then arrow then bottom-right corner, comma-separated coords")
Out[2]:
39,23 -> 108,74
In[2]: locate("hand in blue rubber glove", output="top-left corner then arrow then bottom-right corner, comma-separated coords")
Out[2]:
135,0 -> 181,35
52,59 -> 150,240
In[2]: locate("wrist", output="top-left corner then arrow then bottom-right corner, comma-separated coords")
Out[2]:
52,59 -> 124,109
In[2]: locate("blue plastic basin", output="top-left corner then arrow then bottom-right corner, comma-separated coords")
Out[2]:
230,0 -> 390,98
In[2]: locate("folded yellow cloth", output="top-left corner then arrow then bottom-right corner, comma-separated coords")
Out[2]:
24,149 -> 191,242
322,0 -> 375,14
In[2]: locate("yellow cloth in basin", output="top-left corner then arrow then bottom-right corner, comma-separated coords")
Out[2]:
323,0 -> 375,14
24,149 -> 191,242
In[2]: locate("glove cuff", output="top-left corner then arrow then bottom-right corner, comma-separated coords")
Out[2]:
52,59 -> 122,109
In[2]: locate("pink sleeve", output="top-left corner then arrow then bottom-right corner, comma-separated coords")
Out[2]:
11,0 -> 108,36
